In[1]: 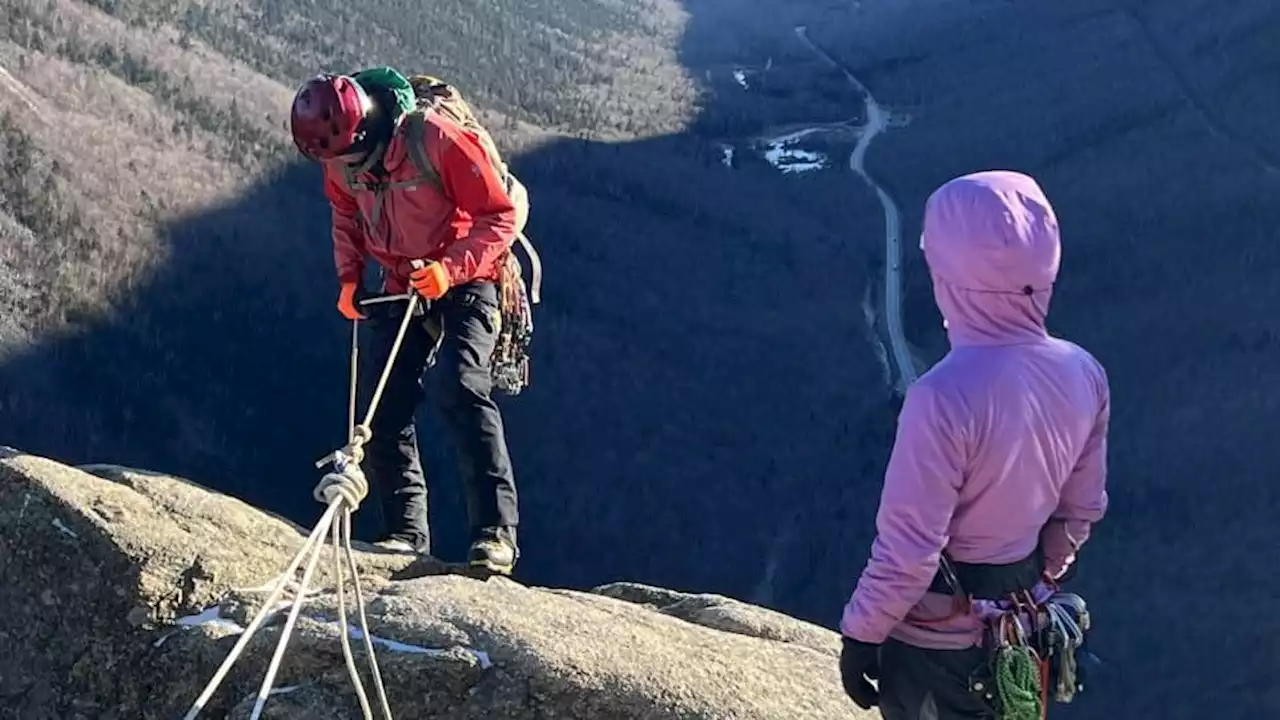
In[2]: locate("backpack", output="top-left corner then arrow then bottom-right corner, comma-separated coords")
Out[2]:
344,73 -> 542,396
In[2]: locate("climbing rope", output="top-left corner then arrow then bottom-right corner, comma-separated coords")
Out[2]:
183,292 -> 422,719
972,583 -> 1093,720
985,606 -> 1045,720
315,287 -> 422,471
993,644 -> 1044,720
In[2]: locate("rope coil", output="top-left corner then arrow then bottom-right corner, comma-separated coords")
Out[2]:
993,644 -> 1043,720
973,584 -> 1093,720
184,295 -> 422,719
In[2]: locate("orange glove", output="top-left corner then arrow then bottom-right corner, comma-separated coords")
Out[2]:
409,261 -> 451,300
337,282 -> 365,320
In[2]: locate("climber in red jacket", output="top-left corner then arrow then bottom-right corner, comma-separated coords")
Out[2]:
288,69 -> 520,575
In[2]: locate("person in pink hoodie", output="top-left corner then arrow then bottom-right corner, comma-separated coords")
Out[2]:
838,170 -> 1110,718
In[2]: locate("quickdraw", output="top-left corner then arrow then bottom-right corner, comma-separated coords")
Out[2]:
1043,593 -> 1091,703
491,249 -> 534,396
969,582 -> 1096,720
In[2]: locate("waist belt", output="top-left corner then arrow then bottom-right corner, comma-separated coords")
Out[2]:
928,547 -> 1045,599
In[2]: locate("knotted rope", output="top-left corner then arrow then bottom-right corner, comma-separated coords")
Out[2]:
184,293 -> 422,719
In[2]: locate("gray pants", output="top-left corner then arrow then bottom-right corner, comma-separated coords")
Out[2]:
878,640 -> 997,720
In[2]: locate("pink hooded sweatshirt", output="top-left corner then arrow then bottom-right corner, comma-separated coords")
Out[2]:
840,170 -> 1110,651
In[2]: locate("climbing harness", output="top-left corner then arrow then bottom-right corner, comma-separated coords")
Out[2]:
966,582 -> 1096,720
363,254 -> 534,397
182,289 -> 425,720
341,70 -> 542,397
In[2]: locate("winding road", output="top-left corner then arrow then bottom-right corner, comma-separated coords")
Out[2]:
793,26 -> 918,393
746,27 -> 923,609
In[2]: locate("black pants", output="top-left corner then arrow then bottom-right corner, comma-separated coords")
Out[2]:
878,640 -> 996,720
359,280 -> 518,550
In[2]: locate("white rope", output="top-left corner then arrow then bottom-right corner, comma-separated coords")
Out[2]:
349,314 -> 361,441
316,294 -> 421,471
185,292 -> 423,718
341,508 -> 395,717
333,507 -> 375,719
182,458 -> 398,719
246,497 -> 335,718
181,499 -> 340,719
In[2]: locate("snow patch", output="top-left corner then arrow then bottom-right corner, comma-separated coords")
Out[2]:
757,127 -> 830,174
51,519 -> 78,539
764,139 -> 827,174
732,69 -> 749,90
176,604 -> 254,634
721,145 -> 734,168
268,685 -> 300,696
153,601 -> 290,647
341,624 -> 494,670
153,601 -> 493,670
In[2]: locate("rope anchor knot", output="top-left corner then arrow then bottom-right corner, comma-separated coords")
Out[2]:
183,301 -> 423,720
313,462 -> 370,511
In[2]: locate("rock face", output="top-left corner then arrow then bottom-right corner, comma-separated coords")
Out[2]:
0,448 -> 867,719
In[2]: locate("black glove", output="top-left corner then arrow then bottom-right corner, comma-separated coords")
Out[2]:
839,637 -> 882,709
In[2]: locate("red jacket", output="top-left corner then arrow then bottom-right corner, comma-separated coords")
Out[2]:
323,111 -> 517,294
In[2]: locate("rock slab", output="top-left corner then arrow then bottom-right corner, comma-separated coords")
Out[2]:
0,448 -> 868,719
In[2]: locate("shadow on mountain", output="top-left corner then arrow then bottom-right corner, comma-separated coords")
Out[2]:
0,0 -> 892,630
4,1 -> 1279,717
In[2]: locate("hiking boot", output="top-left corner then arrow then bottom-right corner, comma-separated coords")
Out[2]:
467,526 -> 518,575
372,535 -> 429,555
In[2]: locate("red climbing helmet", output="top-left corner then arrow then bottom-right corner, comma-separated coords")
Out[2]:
289,73 -> 371,161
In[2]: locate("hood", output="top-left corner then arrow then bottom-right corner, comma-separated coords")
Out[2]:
352,66 -> 418,117
920,170 -> 1061,347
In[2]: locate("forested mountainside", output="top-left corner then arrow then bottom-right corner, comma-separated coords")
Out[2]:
0,0 -> 886,605
1,1 -> 1278,717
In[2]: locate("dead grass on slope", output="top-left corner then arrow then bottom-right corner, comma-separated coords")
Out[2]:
0,32 -> 285,330
34,0 -> 295,138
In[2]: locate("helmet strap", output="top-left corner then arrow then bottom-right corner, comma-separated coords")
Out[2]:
345,141 -> 387,176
